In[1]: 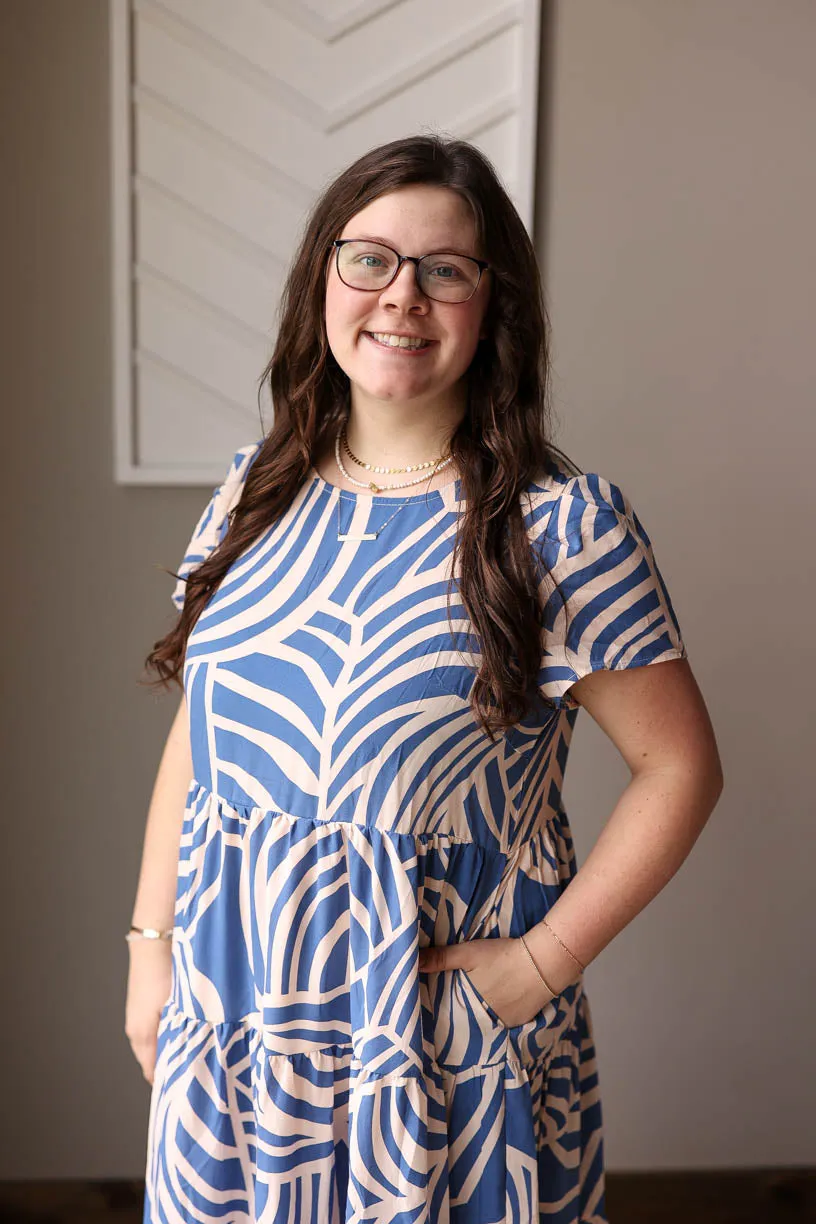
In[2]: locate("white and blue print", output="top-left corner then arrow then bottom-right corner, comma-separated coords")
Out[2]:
144,441 -> 686,1223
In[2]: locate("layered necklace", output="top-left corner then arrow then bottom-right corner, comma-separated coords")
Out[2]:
334,422 -> 453,493
332,421 -> 454,541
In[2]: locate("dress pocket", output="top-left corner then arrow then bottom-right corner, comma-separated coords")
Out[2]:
457,965 -> 514,1030
457,963 -> 581,1071
458,964 -> 557,1032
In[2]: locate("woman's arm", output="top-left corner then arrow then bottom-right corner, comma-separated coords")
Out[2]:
125,691 -> 193,1083
524,657 -> 724,992
130,691 -> 193,931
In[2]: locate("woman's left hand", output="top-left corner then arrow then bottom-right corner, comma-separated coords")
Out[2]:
418,935 -> 557,1028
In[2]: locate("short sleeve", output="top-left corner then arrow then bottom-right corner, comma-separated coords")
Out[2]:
529,474 -> 687,709
170,441 -> 262,612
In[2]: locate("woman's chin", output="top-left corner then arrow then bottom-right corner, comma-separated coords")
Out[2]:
351,376 -> 436,404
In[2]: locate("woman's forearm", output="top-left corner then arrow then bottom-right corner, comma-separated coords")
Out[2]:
525,759 -> 723,993
130,693 -> 194,931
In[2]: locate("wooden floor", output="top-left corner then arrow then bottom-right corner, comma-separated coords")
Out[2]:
605,1168 -> 816,1223
0,1170 -> 813,1223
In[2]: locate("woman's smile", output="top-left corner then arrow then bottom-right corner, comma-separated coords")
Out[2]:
362,329 -> 436,355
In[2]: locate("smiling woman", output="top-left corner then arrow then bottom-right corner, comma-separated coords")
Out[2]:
323,183 -> 491,425
132,134 -> 722,1224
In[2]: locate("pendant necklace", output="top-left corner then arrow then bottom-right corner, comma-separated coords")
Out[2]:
336,497 -> 408,542
331,423 -> 452,541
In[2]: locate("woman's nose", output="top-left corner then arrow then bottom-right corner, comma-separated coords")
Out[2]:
379,261 -> 429,311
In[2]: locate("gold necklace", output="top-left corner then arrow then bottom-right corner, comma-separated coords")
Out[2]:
334,427 -> 453,493
341,425 -> 450,476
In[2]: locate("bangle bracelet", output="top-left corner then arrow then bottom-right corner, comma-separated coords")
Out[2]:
519,933 -> 557,997
541,920 -> 585,973
125,924 -> 173,942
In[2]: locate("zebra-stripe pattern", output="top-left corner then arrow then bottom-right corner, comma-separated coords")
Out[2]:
144,442 -> 685,1223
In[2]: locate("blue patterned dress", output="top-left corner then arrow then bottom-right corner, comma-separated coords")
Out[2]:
143,441 -> 686,1224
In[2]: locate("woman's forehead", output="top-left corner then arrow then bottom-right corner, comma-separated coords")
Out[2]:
341,185 -> 478,250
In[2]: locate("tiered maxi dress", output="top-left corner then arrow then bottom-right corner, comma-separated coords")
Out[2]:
143,441 -> 687,1224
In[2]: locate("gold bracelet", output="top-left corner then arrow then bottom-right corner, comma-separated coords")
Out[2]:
519,933 -> 557,997
541,920 -> 585,973
125,924 -> 173,943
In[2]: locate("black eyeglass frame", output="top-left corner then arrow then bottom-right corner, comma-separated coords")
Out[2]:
331,238 -> 490,303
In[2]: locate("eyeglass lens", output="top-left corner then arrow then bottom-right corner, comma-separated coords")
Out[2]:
336,240 -> 481,302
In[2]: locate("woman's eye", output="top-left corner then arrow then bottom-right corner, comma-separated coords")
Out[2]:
356,254 -> 385,268
429,264 -> 460,280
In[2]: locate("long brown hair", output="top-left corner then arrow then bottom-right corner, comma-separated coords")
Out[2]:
143,134 -> 578,738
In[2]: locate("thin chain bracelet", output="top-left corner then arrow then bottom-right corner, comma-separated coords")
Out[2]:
518,933 -> 557,997
541,920 -> 585,973
125,924 -> 173,943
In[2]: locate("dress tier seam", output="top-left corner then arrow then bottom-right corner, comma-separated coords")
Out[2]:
157,996 -> 574,1081
187,776 -> 565,856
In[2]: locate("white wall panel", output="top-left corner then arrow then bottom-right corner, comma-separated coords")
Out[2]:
136,192 -> 284,333
111,0 -> 542,482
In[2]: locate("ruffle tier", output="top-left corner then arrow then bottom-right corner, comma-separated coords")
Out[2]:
144,782 -> 607,1223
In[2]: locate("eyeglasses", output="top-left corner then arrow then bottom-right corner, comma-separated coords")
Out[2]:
331,238 -> 490,303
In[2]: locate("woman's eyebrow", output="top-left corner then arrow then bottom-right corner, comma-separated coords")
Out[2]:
344,233 -> 478,258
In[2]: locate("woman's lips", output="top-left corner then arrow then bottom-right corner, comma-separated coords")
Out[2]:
362,331 -> 435,355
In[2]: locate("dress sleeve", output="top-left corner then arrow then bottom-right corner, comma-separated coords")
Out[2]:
170,441 -> 262,612
531,474 -> 688,710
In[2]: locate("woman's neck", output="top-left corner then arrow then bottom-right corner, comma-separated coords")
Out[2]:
314,394 -> 465,494
346,383 -> 466,464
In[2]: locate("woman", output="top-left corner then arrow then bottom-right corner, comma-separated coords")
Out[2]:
127,135 -> 723,1223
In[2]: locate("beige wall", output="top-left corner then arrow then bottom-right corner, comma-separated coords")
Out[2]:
1,0 -> 812,1179
539,0 -> 815,1170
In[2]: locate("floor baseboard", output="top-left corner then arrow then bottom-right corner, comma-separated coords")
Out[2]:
0,1170 -> 813,1223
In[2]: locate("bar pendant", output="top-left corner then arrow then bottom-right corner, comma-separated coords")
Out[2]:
337,504 -> 378,540
337,529 -> 379,541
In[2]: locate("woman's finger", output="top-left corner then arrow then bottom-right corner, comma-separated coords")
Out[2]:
126,1025 -> 158,1082
137,1041 -> 156,1084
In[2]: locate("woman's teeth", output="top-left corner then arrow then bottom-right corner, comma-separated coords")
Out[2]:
367,332 -> 430,350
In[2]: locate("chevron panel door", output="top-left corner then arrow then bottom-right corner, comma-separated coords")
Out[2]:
110,0 -> 542,483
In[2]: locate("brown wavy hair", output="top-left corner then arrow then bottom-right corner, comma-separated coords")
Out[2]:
143,134 -> 579,738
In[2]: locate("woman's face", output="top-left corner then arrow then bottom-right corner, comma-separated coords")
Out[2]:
324,184 -> 490,413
